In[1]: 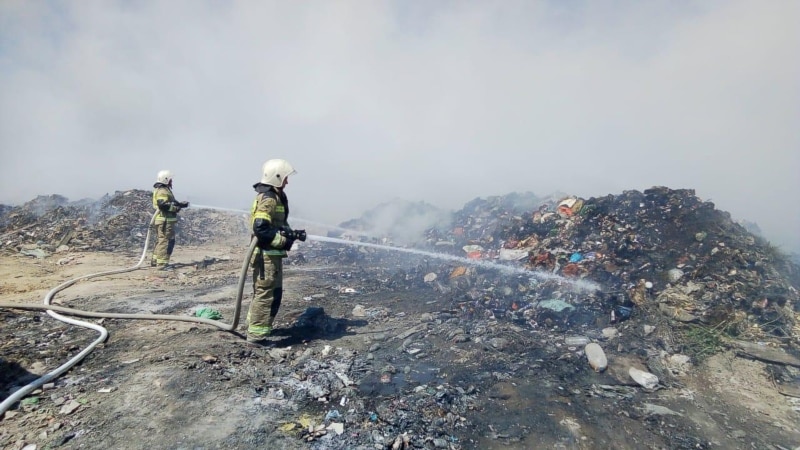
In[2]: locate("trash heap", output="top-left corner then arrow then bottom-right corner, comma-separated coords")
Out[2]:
0,191 -> 247,256
288,187 -> 800,448
317,187 -> 800,346
3,187 -> 800,449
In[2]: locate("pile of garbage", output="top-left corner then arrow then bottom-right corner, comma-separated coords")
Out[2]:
3,186 -> 800,449
316,187 -> 800,347
0,191 -> 247,256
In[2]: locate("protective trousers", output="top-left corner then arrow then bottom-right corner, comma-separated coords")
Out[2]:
152,221 -> 176,266
246,252 -> 283,339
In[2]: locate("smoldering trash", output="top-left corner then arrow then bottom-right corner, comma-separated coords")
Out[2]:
2,186 -> 800,449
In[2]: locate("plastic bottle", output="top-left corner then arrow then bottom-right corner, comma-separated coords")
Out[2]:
565,336 -> 590,346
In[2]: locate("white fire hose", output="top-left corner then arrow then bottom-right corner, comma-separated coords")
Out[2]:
0,213 -> 258,415
0,209 -> 599,415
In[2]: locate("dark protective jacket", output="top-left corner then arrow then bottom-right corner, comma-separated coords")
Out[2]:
152,183 -> 182,224
251,183 -> 291,256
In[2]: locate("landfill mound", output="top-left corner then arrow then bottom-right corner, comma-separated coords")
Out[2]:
5,186 -> 797,345
2,186 -> 800,449
317,186 -> 800,354
0,190 -> 247,255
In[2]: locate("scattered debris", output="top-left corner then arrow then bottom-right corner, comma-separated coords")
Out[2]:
0,191 -> 246,255
2,186 -> 800,449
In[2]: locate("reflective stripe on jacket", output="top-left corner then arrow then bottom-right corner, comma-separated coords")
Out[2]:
152,186 -> 178,223
251,189 -> 288,257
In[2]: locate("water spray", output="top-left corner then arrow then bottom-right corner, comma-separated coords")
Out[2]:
307,235 -> 600,292
190,204 -> 385,237
190,204 -> 249,214
189,203 -> 600,292
0,201 -> 599,414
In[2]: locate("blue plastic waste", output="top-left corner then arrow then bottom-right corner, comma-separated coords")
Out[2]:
614,306 -> 632,322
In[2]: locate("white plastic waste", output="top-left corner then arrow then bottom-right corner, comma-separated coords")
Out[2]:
629,367 -> 659,389
565,336 -> 590,346
667,268 -> 684,283
585,343 -> 607,372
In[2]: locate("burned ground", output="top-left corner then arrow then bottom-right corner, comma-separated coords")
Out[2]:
1,187 -> 799,450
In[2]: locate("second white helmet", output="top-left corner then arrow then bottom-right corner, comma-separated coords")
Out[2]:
156,170 -> 173,184
260,159 -> 296,187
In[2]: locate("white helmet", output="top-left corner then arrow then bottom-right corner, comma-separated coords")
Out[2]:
156,170 -> 173,184
260,159 -> 296,187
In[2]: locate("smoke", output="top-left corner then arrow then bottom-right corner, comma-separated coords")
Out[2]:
21,195 -> 70,218
338,198 -> 452,245
0,0 -> 798,252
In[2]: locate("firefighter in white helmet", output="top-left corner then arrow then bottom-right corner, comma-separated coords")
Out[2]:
151,170 -> 189,269
246,159 -> 306,344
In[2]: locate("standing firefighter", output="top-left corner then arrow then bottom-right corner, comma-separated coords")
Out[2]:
151,170 -> 189,269
246,159 -> 306,344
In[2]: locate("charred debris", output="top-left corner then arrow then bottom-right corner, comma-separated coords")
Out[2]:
308,187 -> 800,352
2,186 -> 800,448
2,186 -> 798,352
0,190 -> 247,256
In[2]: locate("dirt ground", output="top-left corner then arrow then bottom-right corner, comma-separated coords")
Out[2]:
1,239 -> 799,450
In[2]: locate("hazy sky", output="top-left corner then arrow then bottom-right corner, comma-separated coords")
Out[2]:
1,1 -> 798,251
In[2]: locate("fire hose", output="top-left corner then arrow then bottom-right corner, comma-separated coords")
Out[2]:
0,210 -> 601,415
0,213 -> 258,415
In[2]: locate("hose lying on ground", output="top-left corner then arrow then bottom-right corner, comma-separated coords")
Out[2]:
0,214 -> 258,415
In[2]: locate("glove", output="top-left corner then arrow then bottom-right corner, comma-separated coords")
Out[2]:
280,228 -> 307,242
178,201 -> 190,208
279,230 -> 295,250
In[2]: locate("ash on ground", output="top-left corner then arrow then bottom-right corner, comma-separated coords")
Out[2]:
1,187 -> 799,450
